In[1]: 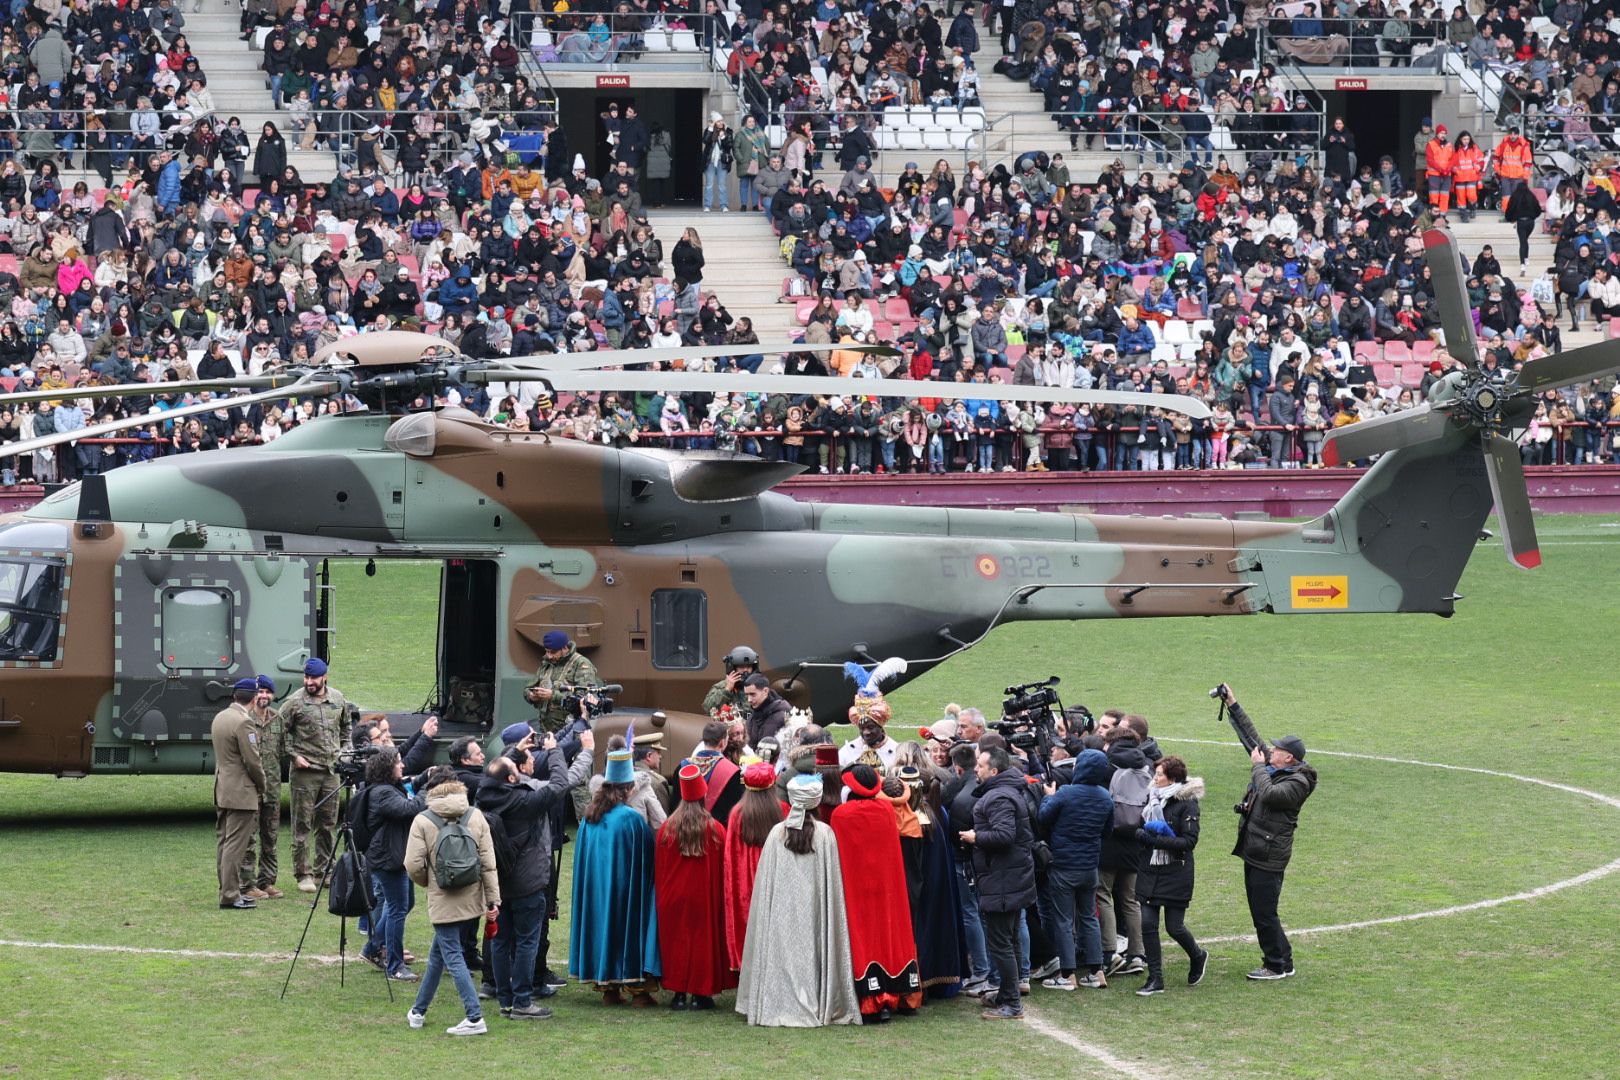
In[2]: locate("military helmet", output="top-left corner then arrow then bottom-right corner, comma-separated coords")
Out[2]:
723,645 -> 760,672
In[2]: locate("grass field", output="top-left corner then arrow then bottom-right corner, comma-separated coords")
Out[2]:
4,517 -> 1620,1079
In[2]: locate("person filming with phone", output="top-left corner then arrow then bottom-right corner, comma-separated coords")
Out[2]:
1215,684 -> 1318,982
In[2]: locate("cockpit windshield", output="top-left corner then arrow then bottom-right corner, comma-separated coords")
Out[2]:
0,557 -> 65,661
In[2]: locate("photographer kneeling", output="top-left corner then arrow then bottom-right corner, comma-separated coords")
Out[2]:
1218,685 -> 1318,981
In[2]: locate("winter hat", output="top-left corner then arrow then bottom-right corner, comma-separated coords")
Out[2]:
541,630 -> 569,650
572,153 -> 586,172
500,722 -> 533,746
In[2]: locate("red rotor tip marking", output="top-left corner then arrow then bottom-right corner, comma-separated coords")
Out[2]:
1514,549 -> 1542,569
1321,442 -> 1341,467
1423,228 -> 1450,248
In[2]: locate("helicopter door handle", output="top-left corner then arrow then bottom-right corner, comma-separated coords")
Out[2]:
0,719 -> 20,728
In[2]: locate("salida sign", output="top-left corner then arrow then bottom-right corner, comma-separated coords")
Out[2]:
1335,77 -> 1370,90
596,74 -> 631,88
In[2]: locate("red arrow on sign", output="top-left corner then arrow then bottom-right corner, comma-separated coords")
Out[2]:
1297,585 -> 1342,599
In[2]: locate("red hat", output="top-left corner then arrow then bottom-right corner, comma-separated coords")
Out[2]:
1436,124 -> 1447,135
1429,360 -> 1444,374
814,744 -> 839,768
678,763 -> 707,803
742,762 -> 777,791
842,765 -> 882,798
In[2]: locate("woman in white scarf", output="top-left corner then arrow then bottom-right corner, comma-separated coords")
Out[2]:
1132,756 -> 1208,996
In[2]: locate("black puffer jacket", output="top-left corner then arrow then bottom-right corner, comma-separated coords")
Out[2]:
476,750 -> 570,901
1134,779 -> 1204,907
971,767 -> 1037,913
1229,703 -> 1319,872
364,782 -> 427,871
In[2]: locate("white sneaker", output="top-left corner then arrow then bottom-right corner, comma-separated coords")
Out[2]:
406,1010 -> 425,1029
703,207 -> 712,213
722,206 -> 730,212
1042,975 -> 1077,991
446,1017 -> 487,1036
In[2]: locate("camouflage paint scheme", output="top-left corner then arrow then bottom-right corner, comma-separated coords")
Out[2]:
0,406 -> 1494,777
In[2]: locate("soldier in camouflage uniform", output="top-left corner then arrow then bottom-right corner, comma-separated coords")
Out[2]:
241,674 -> 286,899
524,631 -> 601,733
526,630 -> 600,822
281,657 -> 350,892
701,645 -> 759,719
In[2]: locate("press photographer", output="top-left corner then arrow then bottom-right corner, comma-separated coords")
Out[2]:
1214,684 -> 1319,982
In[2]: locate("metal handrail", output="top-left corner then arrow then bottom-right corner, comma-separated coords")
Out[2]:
510,11 -> 730,67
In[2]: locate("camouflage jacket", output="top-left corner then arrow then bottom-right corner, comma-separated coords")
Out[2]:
279,686 -> 350,770
526,646 -> 600,731
701,678 -> 749,718
251,705 -> 286,791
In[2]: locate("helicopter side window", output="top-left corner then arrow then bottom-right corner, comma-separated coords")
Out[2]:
161,588 -> 234,670
651,588 -> 707,670
0,557 -> 65,662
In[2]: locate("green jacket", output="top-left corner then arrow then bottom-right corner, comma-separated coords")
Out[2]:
279,686 -> 351,770
251,705 -> 286,792
701,678 -> 747,717
526,645 -> 600,731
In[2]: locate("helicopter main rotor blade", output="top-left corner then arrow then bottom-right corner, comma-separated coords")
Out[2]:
1515,338 -> 1620,395
526,369 -> 1211,418
0,377 -> 333,461
1423,227 -> 1481,367
1482,432 -> 1540,569
499,340 -> 900,373
1320,403 -> 1452,466
0,373 -> 292,409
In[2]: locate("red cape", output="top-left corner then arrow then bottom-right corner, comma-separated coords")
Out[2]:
654,818 -> 737,996
829,798 -> 922,1014
722,816 -> 767,971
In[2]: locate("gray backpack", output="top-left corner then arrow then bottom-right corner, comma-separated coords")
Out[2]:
423,809 -> 482,889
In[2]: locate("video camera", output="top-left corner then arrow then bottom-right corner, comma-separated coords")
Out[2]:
994,676 -> 1064,762
334,744 -> 380,786
559,682 -> 622,720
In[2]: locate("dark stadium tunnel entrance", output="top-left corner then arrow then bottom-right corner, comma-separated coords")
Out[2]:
1323,89 -> 1432,186
553,86 -> 706,206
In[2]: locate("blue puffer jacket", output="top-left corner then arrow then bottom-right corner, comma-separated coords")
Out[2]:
1039,748 -> 1114,877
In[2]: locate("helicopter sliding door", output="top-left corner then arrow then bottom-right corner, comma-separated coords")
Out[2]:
109,552 -> 316,755
437,559 -> 498,732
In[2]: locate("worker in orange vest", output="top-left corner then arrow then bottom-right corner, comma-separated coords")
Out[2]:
1425,125 -> 1455,214
1451,131 -> 1486,222
1492,131 -> 1534,215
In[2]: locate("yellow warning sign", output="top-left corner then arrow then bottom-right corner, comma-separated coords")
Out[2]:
1291,575 -> 1349,609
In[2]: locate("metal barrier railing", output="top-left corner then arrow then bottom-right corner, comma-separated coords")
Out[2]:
1256,21 -> 1453,70
965,107 -> 1325,174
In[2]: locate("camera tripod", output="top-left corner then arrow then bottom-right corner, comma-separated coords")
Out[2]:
279,781 -> 394,1003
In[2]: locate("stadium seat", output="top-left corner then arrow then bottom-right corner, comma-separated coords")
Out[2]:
1190,319 -> 1215,339
1400,365 -> 1424,388
1384,341 -> 1411,364
885,297 -> 911,321
1162,321 -> 1191,345
1372,361 -> 1397,385
1176,297 -> 1204,319
1411,340 -> 1436,362
1150,344 -> 1179,365
1353,340 -> 1382,362
1609,317 -> 1620,339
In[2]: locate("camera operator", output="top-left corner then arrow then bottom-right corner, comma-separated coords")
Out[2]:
702,645 -> 760,718
523,630 -> 601,733
960,746 -> 1037,1021
1218,685 -> 1318,981
358,746 -> 426,982
478,731 -> 573,1021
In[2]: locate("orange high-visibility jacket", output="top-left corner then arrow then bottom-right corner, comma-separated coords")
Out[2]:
1493,137 -> 1533,179
1452,145 -> 1485,184
1425,138 -> 1455,177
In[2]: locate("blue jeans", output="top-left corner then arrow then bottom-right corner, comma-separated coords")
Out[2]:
491,890 -> 546,1008
1113,442 -> 1138,470
703,164 -> 728,209
738,174 -> 756,209
955,862 -> 989,981
270,73 -> 283,105
926,435 -> 943,471
1185,133 -> 1214,165
1047,866 -> 1102,972
368,867 -> 413,975
413,920 -> 483,1022
976,441 -> 994,471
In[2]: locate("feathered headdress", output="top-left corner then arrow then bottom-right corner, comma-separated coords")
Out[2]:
844,657 -> 908,726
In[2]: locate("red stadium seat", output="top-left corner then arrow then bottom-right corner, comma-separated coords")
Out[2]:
1354,340 -> 1382,362
1400,365 -> 1424,388
1384,341 -> 1411,364
1372,362 -> 1397,386
1176,297 -> 1203,319
885,296 -> 911,321
1411,340 -> 1435,362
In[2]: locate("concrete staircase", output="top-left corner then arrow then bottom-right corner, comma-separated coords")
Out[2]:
646,208 -> 800,344
1449,214 -> 1604,348
177,3 -> 335,182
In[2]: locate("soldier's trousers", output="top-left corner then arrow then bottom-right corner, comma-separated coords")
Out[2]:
290,768 -> 339,879
241,789 -> 281,889
216,807 -> 257,905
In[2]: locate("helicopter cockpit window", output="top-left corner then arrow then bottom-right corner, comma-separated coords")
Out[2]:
651,588 -> 707,670
0,557 -> 65,662
161,588 -> 234,670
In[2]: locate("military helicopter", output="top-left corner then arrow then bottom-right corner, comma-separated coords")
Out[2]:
0,228 -> 1610,778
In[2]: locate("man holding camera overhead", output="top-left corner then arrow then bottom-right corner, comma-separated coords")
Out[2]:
1218,684 -> 1318,982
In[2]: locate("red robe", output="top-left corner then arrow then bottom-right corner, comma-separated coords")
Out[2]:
828,797 -> 923,1015
654,818 -> 736,996
721,801 -> 788,970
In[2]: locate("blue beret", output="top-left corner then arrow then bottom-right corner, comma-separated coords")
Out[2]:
232,677 -> 258,692
501,722 -> 533,746
303,657 -> 328,677
256,675 -> 275,692
541,630 -> 569,651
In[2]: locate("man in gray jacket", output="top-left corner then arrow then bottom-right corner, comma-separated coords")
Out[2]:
755,153 -> 790,209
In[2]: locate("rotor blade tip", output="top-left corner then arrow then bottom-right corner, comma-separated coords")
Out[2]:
1512,549 -> 1542,570
1321,442 -> 1341,467
1422,228 -> 1451,248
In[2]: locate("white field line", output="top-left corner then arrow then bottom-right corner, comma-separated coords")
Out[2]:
1023,1011 -> 1167,1080
0,938 -> 345,963
1161,737 -> 1620,943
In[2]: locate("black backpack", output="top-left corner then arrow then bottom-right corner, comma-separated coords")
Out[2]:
347,786 -> 376,854
327,847 -> 374,918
